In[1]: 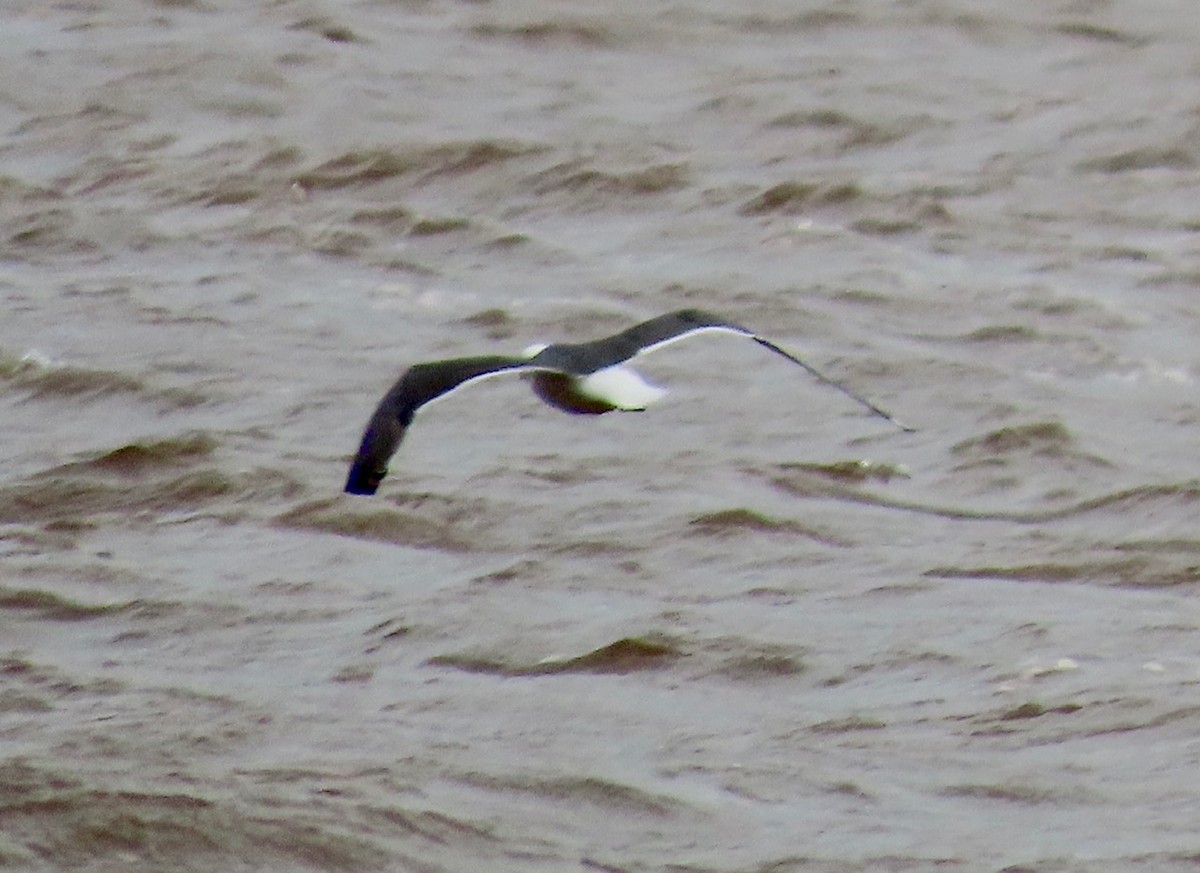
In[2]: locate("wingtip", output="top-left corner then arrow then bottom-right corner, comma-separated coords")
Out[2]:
344,461 -> 384,496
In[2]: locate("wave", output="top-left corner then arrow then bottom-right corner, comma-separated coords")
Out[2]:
0,351 -> 206,408
274,498 -> 477,551
0,759 -> 387,870
428,635 -> 683,677
292,140 -> 543,192
687,507 -> 849,546
527,160 -> 690,199
766,467 -> 1200,526
427,632 -> 809,684
2,434 -> 302,530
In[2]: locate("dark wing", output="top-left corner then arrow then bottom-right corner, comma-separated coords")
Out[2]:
345,355 -> 529,495
531,308 -> 913,431
528,309 -> 751,374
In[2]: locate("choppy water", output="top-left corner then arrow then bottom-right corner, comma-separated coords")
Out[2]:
3,1 -> 1200,870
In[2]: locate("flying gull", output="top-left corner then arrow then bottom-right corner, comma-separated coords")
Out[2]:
344,308 -> 910,495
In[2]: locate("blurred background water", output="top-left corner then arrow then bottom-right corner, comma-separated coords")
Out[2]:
2,2 -> 1200,870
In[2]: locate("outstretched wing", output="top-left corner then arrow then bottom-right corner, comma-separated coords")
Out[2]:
528,309 -> 751,374
530,308 -> 911,431
345,355 -> 529,495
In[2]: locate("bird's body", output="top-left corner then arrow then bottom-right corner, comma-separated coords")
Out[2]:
527,366 -> 666,415
344,308 -> 908,495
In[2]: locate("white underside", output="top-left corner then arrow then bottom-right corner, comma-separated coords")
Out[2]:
577,365 -> 667,409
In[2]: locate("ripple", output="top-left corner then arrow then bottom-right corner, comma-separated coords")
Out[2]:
427,635 -> 684,676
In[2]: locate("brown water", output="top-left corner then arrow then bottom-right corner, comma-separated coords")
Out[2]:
3,1 -> 1200,870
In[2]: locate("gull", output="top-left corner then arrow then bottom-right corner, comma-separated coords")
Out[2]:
344,308 -> 910,495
